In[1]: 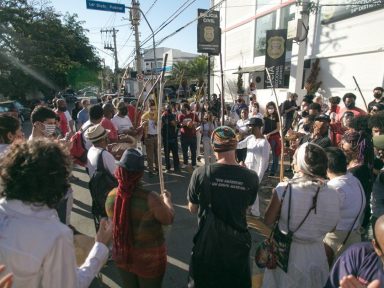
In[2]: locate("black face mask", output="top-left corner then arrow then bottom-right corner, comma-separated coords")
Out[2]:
303,123 -> 311,133
345,102 -> 355,109
58,106 -> 67,112
374,93 -> 382,100
119,107 -> 128,116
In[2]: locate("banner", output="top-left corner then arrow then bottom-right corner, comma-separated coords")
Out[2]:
264,29 -> 287,89
197,9 -> 221,55
321,0 -> 384,25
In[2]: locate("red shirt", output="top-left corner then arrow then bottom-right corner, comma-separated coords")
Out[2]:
178,112 -> 198,138
336,107 -> 366,122
100,117 -> 118,142
56,111 -> 68,136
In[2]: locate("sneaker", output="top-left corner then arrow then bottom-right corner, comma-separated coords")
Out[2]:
181,164 -> 187,169
164,169 -> 169,173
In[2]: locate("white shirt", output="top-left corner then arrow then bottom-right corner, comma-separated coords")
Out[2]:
0,144 -> 9,156
147,119 -> 157,135
0,198 -> 109,288
237,135 -> 270,181
111,115 -> 133,134
64,110 -> 73,131
200,122 -> 216,139
328,173 -> 366,231
236,119 -> 250,134
87,146 -> 117,178
81,121 -> 94,150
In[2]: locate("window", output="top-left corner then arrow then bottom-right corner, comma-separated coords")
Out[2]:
279,4 -> 295,52
254,12 -> 277,57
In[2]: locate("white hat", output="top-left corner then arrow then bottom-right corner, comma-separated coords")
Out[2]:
84,124 -> 109,143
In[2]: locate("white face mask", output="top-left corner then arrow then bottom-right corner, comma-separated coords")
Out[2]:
268,109 -> 275,114
43,123 -> 56,136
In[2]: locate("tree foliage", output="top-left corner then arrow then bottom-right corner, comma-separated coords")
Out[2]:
0,0 -> 101,100
170,55 -> 210,99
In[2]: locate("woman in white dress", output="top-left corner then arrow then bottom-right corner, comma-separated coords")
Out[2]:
262,142 -> 340,288
237,117 -> 270,216
198,112 -> 217,165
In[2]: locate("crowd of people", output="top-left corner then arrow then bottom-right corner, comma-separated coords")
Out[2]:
0,84 -> 384,287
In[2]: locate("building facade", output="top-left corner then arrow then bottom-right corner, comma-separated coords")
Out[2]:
211,0 -> 384,110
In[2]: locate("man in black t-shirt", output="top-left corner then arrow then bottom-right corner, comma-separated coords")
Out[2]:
368,87 -> 384,113
187,126 -> 258,288
281,92 -> 298,136
161,104 -> 180,172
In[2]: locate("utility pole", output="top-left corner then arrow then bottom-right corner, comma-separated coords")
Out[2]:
101,58 -> 105,92
131,0 -> 143,94
101,28 -> 120,94
288,0 -> 310,95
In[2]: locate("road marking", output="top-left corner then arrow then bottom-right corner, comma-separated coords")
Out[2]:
167,256 -> 189,271
142,180 -> 178,187
173,204 -> 188,210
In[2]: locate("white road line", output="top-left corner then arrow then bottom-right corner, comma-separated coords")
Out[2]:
167,256 -> 189,271
142,180 -> 178,186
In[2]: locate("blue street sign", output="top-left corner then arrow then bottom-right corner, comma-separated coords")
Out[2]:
86,0 -> 125,13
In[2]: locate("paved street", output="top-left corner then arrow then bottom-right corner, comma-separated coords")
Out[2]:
70,163 -> 197,288
23,119 -> 276,288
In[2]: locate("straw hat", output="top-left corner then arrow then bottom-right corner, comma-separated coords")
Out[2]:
84,124 -> 110,143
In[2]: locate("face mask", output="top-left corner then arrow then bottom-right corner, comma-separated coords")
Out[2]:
374,93 -> 382,99
267,109 -> 274,114
58,106 -> 67,112
43,123 -> 56,136
345,102 -> 355,109
303,123 -> 311,133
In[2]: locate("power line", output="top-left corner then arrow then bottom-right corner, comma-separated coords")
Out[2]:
148,0 -> 226,48
118,30 -> 134,53
140,0 -> 197,50
145,0 -> 159,15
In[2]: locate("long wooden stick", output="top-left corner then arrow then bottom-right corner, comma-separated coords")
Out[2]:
352,76 -> 369,112
156,54 -> 168,195
134,73 -> 163,127
134,78 -> 152,127
265,68 -> 285,182
226,80 -> 235,104
220,52 -> 225,126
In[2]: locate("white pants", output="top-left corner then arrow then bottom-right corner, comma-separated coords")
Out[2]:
196,130 -> 202,156
202,137 -> 216,165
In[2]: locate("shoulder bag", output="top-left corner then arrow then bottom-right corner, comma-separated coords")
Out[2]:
188,165 -> 252,288
255,183 -> 321,273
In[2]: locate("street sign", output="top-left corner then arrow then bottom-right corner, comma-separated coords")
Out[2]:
86,0 -> 125,13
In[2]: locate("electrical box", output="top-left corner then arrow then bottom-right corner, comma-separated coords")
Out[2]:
287,19 -> 303,41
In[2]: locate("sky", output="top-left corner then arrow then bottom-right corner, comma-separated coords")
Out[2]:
48,0 -> 210,69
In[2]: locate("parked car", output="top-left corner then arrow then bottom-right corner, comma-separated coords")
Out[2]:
14,101 -> 31,121
77,96 -> 98,105
164,88 -> 176,100
0,100 -> 28,122
83,91 -> 98,98
63,93 -> 78,102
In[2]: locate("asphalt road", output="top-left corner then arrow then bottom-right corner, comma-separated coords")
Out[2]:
22,119 -> 275,288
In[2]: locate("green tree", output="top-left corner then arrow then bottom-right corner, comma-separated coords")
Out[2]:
0,0 -> 101,100
188,55 -> 208,100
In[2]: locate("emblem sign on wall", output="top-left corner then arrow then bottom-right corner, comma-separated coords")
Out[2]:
197,9 -> 221,56
264,29 -> 287,89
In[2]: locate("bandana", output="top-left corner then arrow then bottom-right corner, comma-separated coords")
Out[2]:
211,126 -> 238,152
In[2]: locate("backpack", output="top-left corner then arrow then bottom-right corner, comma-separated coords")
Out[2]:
188,165 -> 252,288
88,149 -> 118,229
69,124 -> 92,166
